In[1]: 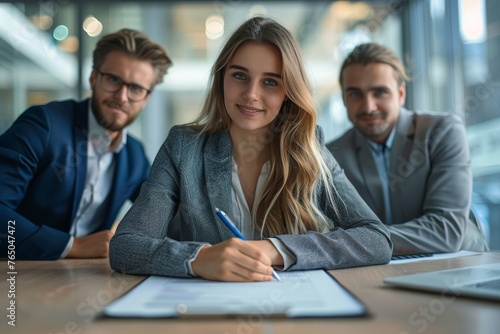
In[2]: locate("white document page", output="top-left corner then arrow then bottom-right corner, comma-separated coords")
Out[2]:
104,270 -> 366,318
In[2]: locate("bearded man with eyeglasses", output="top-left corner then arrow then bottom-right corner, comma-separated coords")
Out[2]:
0,29 -> 172,260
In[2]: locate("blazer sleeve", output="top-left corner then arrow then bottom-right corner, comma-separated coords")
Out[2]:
109,128 -> 207,277
387,115 -> 476,254
274,127 -> 393,270
0,107 -> 71,260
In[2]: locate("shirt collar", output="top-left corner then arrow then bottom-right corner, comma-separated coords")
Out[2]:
88,102 -> 127,155
366,126 -> 396,153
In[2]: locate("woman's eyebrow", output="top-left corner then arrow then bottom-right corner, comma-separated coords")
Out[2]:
228,64 -> 282,79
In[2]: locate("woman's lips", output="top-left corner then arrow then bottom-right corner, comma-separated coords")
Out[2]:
238,105 -> 262,116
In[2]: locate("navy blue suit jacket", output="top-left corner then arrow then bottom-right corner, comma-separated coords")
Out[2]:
0,99 -> 150,260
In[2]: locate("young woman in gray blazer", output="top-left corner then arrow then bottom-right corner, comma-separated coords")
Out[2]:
109,17 -> 392,281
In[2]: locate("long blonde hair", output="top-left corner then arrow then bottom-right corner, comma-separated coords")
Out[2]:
191,16 -> 337,236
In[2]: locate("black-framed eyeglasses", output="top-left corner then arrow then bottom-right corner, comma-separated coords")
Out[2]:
94,68 -> 152,102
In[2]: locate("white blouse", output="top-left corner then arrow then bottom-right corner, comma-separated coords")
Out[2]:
230,158 -> 296,270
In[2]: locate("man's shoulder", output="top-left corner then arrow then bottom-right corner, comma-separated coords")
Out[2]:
408,109 -> 462,126
326,128 -> 356,152
22,99 -> 85,122
404,110 -> 464,138
26,99 -> 82,113
400,109 -> 467,149
4,99 -> 85,136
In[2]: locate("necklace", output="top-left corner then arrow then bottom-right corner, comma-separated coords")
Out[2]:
238,168 -> 256,198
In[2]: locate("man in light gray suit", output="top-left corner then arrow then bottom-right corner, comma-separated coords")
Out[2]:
327,43 -> 488,255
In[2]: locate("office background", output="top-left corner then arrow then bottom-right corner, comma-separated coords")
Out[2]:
1,0 -> 498,250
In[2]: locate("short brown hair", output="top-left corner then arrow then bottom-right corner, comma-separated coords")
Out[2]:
339,43 -> 408,87
92,28 -> 172,87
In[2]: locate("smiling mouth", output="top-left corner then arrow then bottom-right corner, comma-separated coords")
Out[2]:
359,114 -> 382,122
107,103 -> 126,114
238,105 -> 262,114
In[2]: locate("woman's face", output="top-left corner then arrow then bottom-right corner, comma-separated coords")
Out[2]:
224,42 -> 287,135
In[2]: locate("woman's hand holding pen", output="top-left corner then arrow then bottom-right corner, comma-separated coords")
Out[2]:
191,238 -> 275,282
247,240 -> 284,267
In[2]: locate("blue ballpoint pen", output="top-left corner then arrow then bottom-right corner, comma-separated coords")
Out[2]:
215,208 -> 281,281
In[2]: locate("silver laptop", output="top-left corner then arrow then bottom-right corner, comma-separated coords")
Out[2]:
384,262 -> 500,301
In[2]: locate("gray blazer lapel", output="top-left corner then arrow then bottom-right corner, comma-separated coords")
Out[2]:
387,108 -> 415,224
354,130 -> 386,221
204,131 -> 235,239
388,108 -> 415,192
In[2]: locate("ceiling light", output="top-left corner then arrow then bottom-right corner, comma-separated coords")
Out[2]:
206,15 -> 224,40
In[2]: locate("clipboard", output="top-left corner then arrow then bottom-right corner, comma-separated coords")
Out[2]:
103,270 -> 367,318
